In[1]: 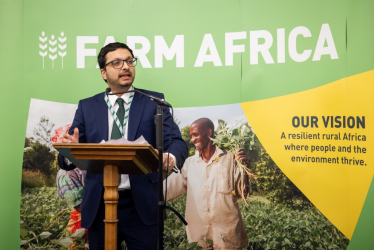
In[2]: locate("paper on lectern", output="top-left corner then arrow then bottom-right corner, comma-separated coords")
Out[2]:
100,135 -> 148,145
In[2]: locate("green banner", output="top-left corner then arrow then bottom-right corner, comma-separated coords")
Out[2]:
1,0 -> 373,249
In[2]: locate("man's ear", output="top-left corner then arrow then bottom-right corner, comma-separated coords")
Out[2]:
100,68 -> 107,81
207,128 -> 213,138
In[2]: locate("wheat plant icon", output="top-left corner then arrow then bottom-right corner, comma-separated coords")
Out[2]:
49,34 -> 57,69
58,32 -> 67,69
39,31 -> 48,69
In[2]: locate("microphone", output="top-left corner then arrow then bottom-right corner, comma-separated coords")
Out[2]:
105,87 -> 172,107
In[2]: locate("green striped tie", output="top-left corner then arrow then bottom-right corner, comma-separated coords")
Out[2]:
111,98 -> 125,139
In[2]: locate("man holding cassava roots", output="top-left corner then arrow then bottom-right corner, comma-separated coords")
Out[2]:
164,118 -> 250,249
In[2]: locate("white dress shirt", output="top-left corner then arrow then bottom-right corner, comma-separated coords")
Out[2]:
107,86 -> 176,190
107,86 -> 134,189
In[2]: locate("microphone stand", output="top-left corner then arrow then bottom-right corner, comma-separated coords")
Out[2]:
106,88 -> 187,250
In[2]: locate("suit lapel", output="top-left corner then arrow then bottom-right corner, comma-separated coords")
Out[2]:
128,89 -> 145,141
95,93 -> 109,141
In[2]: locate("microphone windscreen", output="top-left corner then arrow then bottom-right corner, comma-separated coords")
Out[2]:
105,87 -> 111,94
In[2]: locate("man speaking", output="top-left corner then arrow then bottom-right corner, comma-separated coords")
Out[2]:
58,42 -> 188,250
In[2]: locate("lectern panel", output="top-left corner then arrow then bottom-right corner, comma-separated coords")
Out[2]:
53,143 -> 158,174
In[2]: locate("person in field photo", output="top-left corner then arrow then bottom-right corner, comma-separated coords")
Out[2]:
164,118 -> 250,249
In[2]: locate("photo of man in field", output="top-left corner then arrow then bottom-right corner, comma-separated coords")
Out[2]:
164,118 -> 250,249
20,101 -> 350,249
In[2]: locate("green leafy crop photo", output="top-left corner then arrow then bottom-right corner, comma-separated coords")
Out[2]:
20,187 -> 87,250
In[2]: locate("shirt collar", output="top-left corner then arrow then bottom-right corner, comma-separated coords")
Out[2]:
108,85 -> 134,106
195,145 -> 223,164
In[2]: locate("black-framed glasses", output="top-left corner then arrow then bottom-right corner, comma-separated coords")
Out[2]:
105,58 -> 137,68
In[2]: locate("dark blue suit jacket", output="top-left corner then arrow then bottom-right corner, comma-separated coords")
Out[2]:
58,88 -> 188,229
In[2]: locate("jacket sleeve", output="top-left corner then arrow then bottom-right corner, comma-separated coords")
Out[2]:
57,153 -> 76,171
161,94 -> 188,170
57,100 -> 87,171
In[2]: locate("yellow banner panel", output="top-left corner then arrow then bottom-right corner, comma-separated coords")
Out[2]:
241,70 -> 374,239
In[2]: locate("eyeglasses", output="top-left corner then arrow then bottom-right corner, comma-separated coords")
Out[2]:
105,58 -> 137,68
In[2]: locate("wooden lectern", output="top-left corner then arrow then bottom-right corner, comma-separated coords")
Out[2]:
53,143 -> 158,250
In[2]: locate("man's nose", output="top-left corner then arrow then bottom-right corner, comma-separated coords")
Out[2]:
122,61 -> 129,69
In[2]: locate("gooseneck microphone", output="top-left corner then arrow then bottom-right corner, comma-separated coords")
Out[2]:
105,87 -> 172,107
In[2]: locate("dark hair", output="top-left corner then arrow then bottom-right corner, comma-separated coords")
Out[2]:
97,42 -> 134,69
192,118 -> 215,135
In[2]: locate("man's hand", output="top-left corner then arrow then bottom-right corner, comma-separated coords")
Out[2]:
155,149 -> 175,171
236,148 -> 250,165
62,128 -> 79,143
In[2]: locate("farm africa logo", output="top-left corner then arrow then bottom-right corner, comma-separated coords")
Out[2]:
39,31 -> 67,69
36,23 -> 339,70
